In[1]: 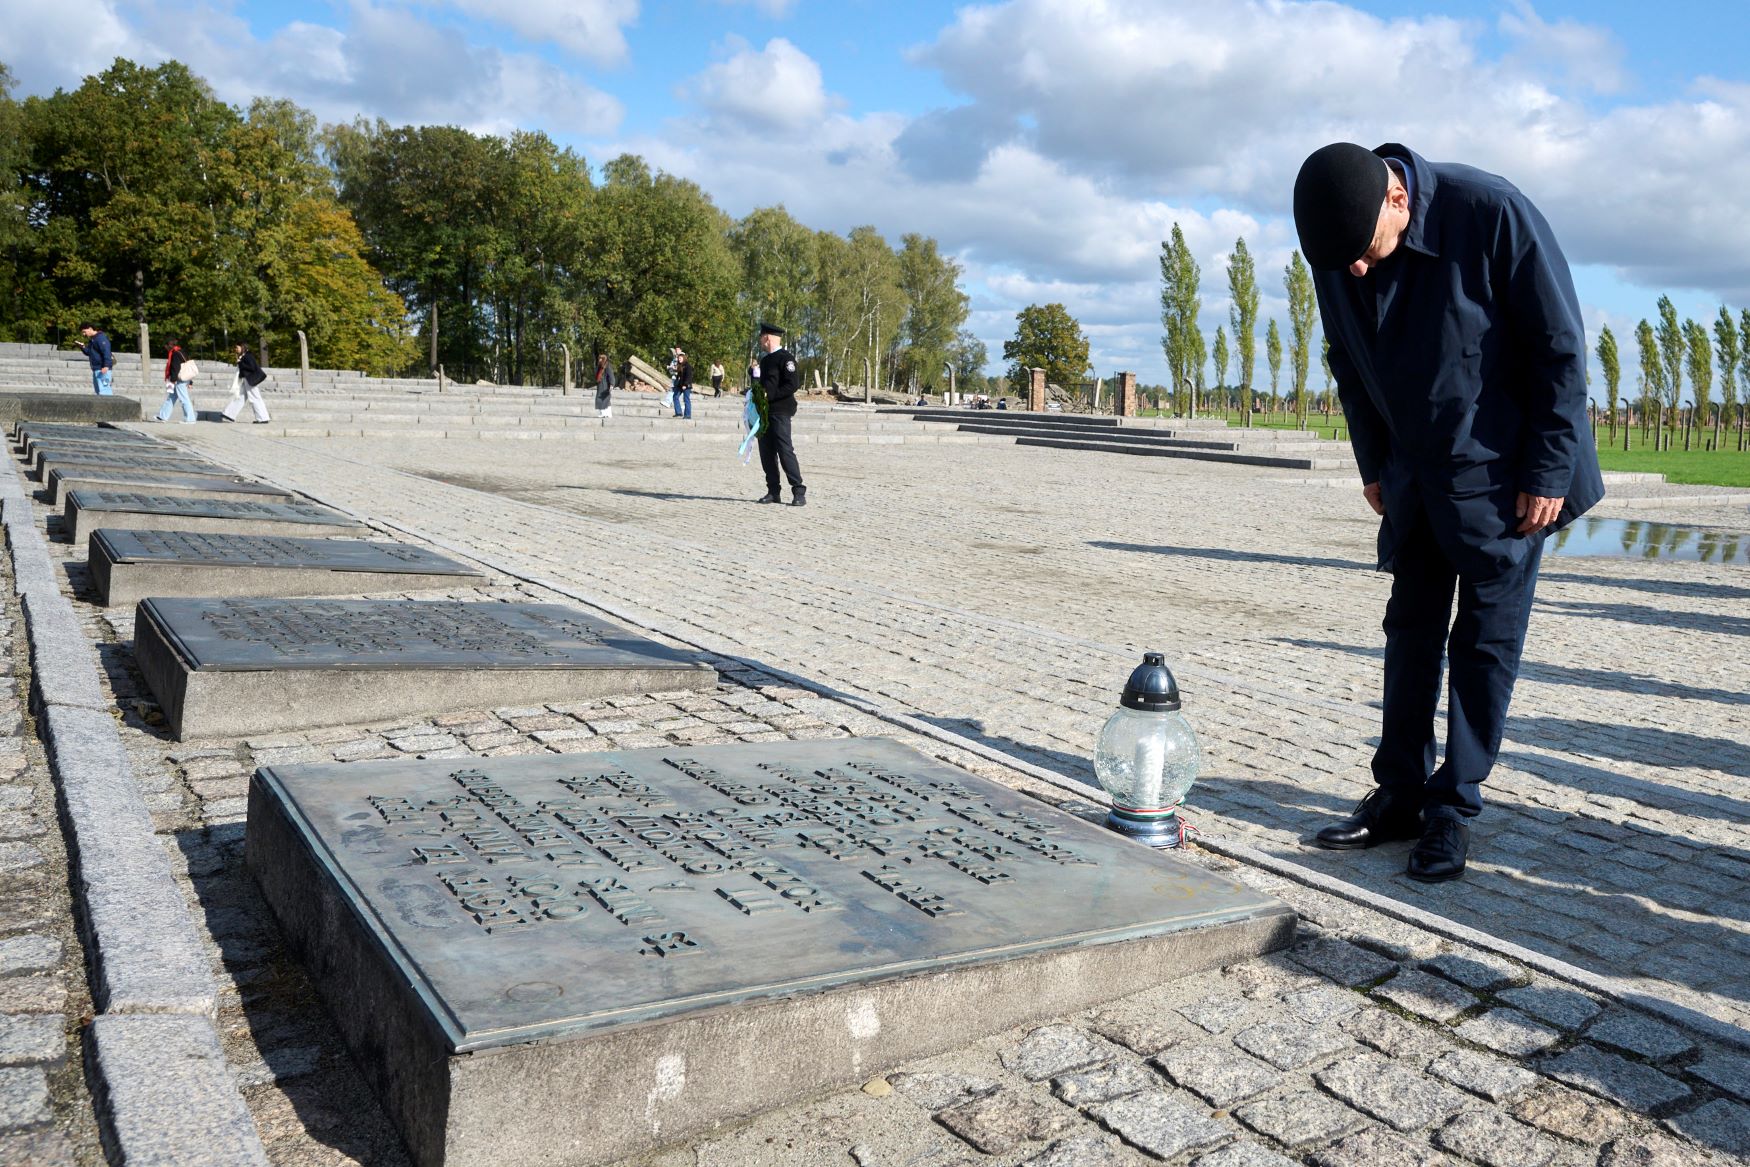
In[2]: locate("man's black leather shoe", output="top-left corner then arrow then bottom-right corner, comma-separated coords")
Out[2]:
1314,787 -> 1424,850
1407,817 -> 1470,882
789,489 -> 807,507
756,492 -> 781,504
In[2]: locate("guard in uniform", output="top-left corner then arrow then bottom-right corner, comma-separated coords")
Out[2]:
754,323 -> 806,506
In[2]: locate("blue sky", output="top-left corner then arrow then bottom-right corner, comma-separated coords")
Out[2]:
6,0 -> 1750,394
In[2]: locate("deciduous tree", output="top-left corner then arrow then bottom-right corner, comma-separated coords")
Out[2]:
1226,237 -> 1258,423
1285,251 -> 1317,423
1003,303 -> 1089,394
1159,223 -> 1199,397
1595,324 -> 1620,429
1714,306 -> 1739,428
1265,319 -> 1282,410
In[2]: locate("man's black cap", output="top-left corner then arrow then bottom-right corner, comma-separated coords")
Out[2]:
1293,143 -> 1389,271
757,322 -> 785,338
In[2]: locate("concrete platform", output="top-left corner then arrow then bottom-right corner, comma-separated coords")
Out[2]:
89,529 -> 487,607
64,491 -> 365,544
133,597 -> 718,738
245,739 -> 1295,1167
0,391 -> 141,425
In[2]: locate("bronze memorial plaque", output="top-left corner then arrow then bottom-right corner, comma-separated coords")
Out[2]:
248,740 -> 1294,1166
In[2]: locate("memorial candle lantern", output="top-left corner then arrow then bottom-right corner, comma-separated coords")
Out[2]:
1093,652 -> 1201,847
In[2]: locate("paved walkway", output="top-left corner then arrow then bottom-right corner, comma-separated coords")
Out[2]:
170,428 -> 1750,1042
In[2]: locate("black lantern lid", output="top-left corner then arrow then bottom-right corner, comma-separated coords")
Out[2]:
1120,652 -> 1182,712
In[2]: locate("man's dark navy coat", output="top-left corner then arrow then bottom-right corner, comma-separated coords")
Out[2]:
1316,144 -> 1605,579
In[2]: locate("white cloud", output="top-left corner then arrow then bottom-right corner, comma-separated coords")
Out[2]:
433,0 -> 639,66
679,36 -> 829,130
0,0 -> 132,95
712,0 -> 798,16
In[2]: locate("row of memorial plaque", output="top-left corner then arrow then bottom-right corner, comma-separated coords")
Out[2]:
7,420 -> 1289,1167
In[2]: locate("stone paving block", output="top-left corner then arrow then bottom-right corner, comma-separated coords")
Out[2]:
1421,950 -> 1525,992
88,1015 -> 268,1164
1453,1009 -> 1562,1057
1339,1007 -> 1448,1066
0,937 -> 62,979
1428,1048 -> 1540,1103
0,1066 -> 50,1131
1288,937 -> 1397,987
1087,1014 -> 1182,1057
1315,1053 -> 1469,1132
1598,1131 -> 1714,1166
21,591 -> 108,712
0,1015 -> 64,1067
0,842 -> 43,873
1153,1043 -> 1279,1108
1090,1089 -> 1231,1160
890,1072 -> 1001,1114
1310,1127 -> 1453,1167
1666,1098 -> 1750,1159
1372,968 -> 1478,1023
1494,984 -> 1602,1032
1178,996 -> 1254,1034
1583,1012 -> 1697,1063
1022,1133 -> 1131,1167
0,1127 -> 76,1165
1689,1051 -> 1750,1102
1433,1110 -> 1557,1167
1231,1020 -> 1353,1071
1051,1060 -> 1159,1108
1541,1046 -> 1692,1111
934,1090 -> 1075,1155
1233,1090 -> 1367,1148
1190,1141 -> 1299,1167
1004,1026 -> 1119,1081
1510,1085 -> 1630,1144
1278,985 -> 1362,1025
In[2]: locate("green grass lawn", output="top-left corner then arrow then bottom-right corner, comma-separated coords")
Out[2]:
1595,446 -> 1750,488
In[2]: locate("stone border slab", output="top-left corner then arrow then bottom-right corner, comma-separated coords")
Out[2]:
87,1016 -> 269,1167
47,467 -> 288,511
1,458 -> 268,1162
64,491 -> 366,545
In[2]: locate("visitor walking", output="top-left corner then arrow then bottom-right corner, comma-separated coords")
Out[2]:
672,350 -> 693,419
155,340 -> 198,423
77,324 -> 113,395
1293,141 -> 1603,883
709,360 -> 724,397
593,352 -> 614,419
753,322 -> 805,506
221,343 -> 272,423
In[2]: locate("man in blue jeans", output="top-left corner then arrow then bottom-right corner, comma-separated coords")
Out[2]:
78,324 -> 113,395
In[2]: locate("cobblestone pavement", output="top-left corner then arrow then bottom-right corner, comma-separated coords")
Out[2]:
164,429 -> 1750,1046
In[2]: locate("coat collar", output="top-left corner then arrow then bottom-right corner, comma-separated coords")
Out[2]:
1373,142 -> 1439,259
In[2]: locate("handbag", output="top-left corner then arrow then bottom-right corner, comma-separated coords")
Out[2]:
177,359 -> 200,382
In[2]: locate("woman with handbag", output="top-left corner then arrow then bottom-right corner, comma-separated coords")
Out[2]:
221,343 -> 272,423
155,341 -> 198,423
593,352 -> 614,419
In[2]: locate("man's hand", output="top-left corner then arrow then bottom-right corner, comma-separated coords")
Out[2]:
1362,482 -> 1384,516
1515,492 -> 1564,533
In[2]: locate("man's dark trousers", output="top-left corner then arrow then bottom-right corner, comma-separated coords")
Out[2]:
758,411 -> 804,496
1374,512 -> 1545,822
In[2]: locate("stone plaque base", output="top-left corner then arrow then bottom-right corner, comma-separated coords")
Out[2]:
33,448 -> 225,481
134,598 -> 715,738
49,468 -> 289,510
0,393 -> 141,425
91,530 -> 487,607
65,491 -> 364,544
246,740 -> 1294,1167
14,420 -> 154,448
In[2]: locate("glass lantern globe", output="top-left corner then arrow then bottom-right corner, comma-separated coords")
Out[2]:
1093,652 -> 1202,847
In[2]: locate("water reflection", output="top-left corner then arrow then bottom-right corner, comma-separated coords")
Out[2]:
1550,517 -> 1749,563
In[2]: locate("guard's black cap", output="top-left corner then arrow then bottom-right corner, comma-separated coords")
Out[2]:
1293,143 -> 1390,271
757,322 -> 785,338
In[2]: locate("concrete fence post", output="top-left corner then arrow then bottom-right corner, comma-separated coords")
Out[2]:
560,343 -> 573,395
296,330 -> 310,394
138,322 -> 151,392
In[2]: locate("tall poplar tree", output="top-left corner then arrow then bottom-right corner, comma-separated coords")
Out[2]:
1226,237 -> 1259,424
1159,223 -> 1200,401
1265,319 -> 1283,410
1284,251 -> 1317,424
1634,319 -> 1664,435
1595,324 -> 1620,430
1213,326 -> 1229,395
1714,306 -> 1740,429
1684,318 -> 1713,420
1654,295 -> 1684,414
